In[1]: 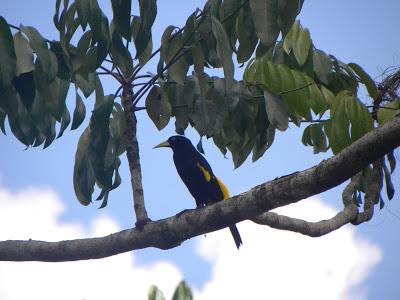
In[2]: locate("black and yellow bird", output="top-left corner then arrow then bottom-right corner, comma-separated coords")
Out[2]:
154,135 -> 242,249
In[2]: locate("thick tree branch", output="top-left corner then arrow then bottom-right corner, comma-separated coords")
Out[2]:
252,174 -> 361,237
1,117 -> 400,261
121,87 -> 150,227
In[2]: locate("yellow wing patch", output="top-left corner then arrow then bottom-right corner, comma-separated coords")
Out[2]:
196,162 -> 211,182
215,176 -> 230,200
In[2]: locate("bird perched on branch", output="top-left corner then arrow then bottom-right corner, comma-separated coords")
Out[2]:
154,135 -> 242,249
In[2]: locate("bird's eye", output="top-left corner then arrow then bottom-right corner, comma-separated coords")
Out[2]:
170,136 -> 176,141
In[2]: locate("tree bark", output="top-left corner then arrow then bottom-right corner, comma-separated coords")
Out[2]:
121,88 -> 150,227
0,116 -> 399,262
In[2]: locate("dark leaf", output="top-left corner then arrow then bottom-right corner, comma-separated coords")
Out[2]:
57,107 -> 71,138
0,109 -> 6,134
71,90 -> 86,130
236,1 -> 257,63
89,94 -> 114,188
21,25 -> 58,83
110,25 -> 133,75
211,16 -> 234,94
165,33 -> 188,85
379,195 -> 385,210
135,0 -> 157,58
74,72 -> 96,97
12,71 -> 35,110
382,162 -> 395,200
146,86 -> 171,130
249,0 -> 280,50
76,0 -> 90,30
387,151 -> 396,174
0,16 -> 16,91
111,0 -> 132,40
73,127 -> 95,205
263,90 -> 289,131
196,136 -> 205,154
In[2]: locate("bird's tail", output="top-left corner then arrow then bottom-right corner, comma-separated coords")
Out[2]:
229,225 -> 242,249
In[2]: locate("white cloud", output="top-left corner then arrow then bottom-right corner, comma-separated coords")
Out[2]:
0,186 -> 383,300
194,198 -> 382,300
0,186 -> 182,300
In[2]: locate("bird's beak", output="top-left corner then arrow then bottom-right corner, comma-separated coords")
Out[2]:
153,140 -> 170,149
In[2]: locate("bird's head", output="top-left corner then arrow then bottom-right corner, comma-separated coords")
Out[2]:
154,135 -> 194,153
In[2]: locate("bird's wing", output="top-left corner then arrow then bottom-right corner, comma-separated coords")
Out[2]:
194,154 -> 227,204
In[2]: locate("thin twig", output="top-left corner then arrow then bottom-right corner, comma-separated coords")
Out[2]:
99,66 -> 123,83
279,83 -> 313,96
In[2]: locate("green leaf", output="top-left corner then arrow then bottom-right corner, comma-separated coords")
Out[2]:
130,15 -> 141,41
0,16 -> 16,91
211,16 -> 234,94
345,94 -> 373,142
283,20 -> 311,66
236,1 -> 257,63
87,0 -> 103,42
329,91 -> 351,154
76,0 -> 90,30
309,123 -> 328,153
138,37 -> 153,66
146,86 -> 171,130
191,46 -> 209,135
172,281 -> 193,300
387,151 -> 396,174
383,161 -> 395,200
89,94 -> 114,188
348,62 -> 378,99
278,0 -> 304,36
71,90 -> 86,130
148,285 -> 166,300
0,109 -> 6,134
263,90 -> 289,131
74,72 -> 96,98
135,0 -> 157,58
111,0 -> 132,40
73,127 -> 95,205
377,100 -> 400,125
57,107 -> 71,138
249,0 -> 279,50
21,25 -> 58,83
13,31 -> 34,75
313,49 -> 333,85
110,25 -> 133,75
165,33 -> 188,85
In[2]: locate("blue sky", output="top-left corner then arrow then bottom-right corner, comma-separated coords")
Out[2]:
1,1 -> 399,299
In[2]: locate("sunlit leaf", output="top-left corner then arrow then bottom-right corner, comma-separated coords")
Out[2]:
13,31 -> 34,76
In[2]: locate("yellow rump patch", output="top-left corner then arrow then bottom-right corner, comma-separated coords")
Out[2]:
215,177 -> 230,200
196,162 -> 211,182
